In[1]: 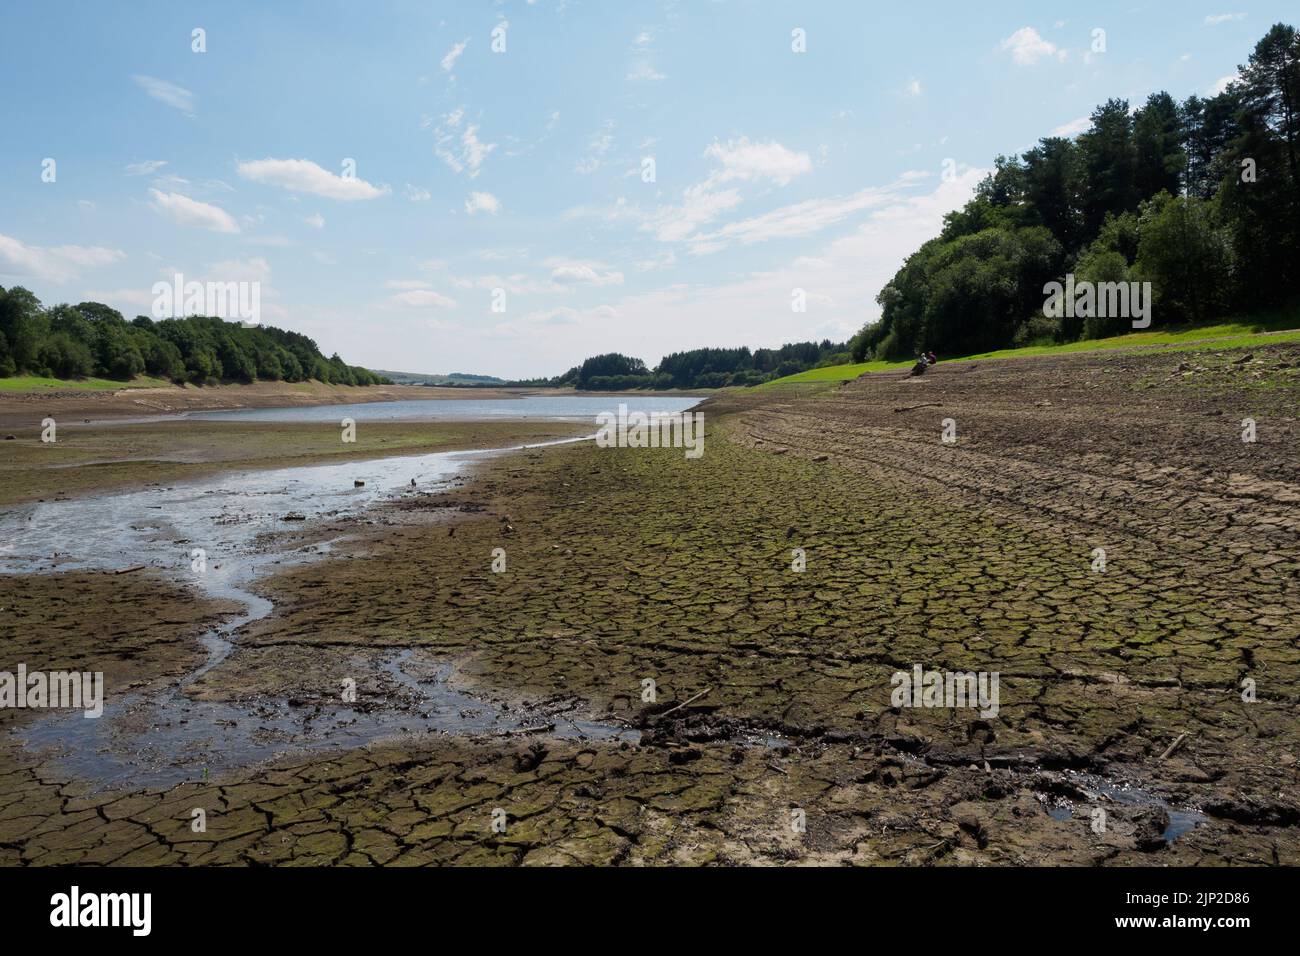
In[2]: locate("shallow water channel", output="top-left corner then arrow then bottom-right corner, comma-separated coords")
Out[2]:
2,436 -> 638,790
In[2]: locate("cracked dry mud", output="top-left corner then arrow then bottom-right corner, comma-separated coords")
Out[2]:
2,342 -> 1297,865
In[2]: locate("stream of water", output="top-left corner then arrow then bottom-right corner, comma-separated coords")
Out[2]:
2,434 -> 638,790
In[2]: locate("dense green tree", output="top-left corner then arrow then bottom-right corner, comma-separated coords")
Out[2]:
1220,24 -> 1300,308
1238,23 -> 1300,187
1133,92 -> 1186,201
1134,193 -> 1234,323
0,288 -> 385,386
1079,99 -> 1138,237
851,24 -> 1300,362
141,335 -> 186,380
37,332 -> 95,378
1182,92 -> 1241,198
548,339 -> 847,390
1021,138 -> 1084,252
917,226 -> 1063,355
575,353 -> 648,388
1073,248 -> 1134,340
0,286 -> 44,372
98,324 -> 146,378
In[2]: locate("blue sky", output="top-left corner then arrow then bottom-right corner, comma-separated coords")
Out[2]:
0,1 -> 1285,378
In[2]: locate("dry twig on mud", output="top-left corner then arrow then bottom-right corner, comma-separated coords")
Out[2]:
1159,733 -> 1188,760
655,686 -> 712,720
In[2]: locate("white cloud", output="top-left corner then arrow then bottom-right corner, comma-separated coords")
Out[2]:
549,262 -> 624,287
684,175 -> 929,252
465,191 -> 502,215
568,144 -> 922,257
459,127 -> 495,177
488,304 -> 621,341
602,137 -> 813,244
703,138 -> 813,186
525,168 -> 987,372
432,110 -> 497,178
575,121 -> 615,175
132,75 -> 195,114
561,196 -> 645,225
125,160 -> 168,176
635,251 -> 677,272
151,173 -> 192,192
570,136 -> 815,248
80,287 -> 156,310
999,27 -> 1067,66
387,289 -> 457,309
207,256 -> 272,283
904,78 -> 923,96
404,184 -> 432,202
449,272 -> 556,295
376,171 -> 984,378
88,258 -> 283,322
148,189 -> 240,233
237,158 -> 388,200
477,247 -> 530,262
441,38 -> 469,73
1051,117 -> 1091,137
0,233 -> 125,283
1204,13 -> 1246,26
1208,74 -> 1238,95
627,61 -> 666,82
304,213 -> 325,229
48,245 -> 126,269
646,183 -> 744,242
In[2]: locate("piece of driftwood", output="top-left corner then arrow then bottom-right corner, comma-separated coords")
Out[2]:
655,687 -> 712,720
1158,733 -> 1188,760
498,723 -> 555,737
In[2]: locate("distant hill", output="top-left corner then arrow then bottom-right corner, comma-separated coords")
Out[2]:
370,369 -> 507,386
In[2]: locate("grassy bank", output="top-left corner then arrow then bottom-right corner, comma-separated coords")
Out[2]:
762,313 -> 1300,387
0,374 -> 174,391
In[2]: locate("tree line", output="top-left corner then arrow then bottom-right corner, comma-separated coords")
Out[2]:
852,23 -> 1300,362
0,286 -> 387,386
512,340 -> 850,390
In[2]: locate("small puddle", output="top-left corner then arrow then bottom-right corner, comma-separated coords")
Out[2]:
1043,772 -> 1207,843
1089,776 -> 1207,842
17,651 -> 637,791
3,437 -> 639,791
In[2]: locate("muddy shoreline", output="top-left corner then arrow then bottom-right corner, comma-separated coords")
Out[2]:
2,344 -> 1297,865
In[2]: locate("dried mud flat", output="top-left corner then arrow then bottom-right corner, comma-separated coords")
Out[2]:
2,343 -> 1297,866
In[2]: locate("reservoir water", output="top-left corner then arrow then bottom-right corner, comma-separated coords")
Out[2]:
184,394 -> 700,423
